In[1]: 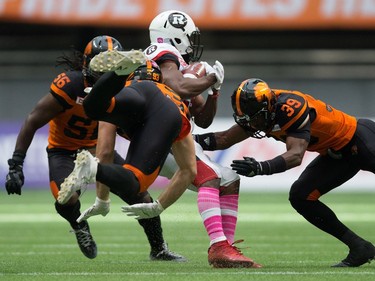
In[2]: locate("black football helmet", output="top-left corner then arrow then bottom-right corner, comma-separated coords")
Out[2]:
231,78 -> 276,138
127,60 -> 163,83
82,35 -> 123,85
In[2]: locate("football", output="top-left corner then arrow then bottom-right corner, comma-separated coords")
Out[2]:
182,62 -> 206,79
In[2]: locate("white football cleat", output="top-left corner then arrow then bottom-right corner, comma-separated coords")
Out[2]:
57,150 -> 98,204
89,49 -> 146,76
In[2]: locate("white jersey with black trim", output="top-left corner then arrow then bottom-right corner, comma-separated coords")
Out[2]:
144,42 -> 189,71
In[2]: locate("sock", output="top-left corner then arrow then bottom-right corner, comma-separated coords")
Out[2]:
54,200 -> 81,229
115,191 -> 165,252
137,216 -> 165,252
197,187 -> 226,246
340,229 -> 367,250
220,194 -> 239,244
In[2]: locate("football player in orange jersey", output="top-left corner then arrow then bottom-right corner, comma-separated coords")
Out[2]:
5,36 -> 186,261
56,58 -> 197,247
195,78 -> 375,267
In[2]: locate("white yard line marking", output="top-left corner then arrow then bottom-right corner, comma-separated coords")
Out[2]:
0,212 -> 374,222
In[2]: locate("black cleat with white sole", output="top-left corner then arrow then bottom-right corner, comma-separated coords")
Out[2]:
150,242 -> 187,262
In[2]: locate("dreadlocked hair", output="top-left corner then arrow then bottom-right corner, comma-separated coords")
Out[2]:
55,47 -> 84,71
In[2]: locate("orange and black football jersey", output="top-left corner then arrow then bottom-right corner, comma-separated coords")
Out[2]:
110,80 -> 191,142
269,89 -> 357,155
48,71 -> 98,150
153,81 -> 191,141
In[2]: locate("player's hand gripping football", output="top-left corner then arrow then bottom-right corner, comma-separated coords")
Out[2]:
231,157 -> 262,177
201,61 -> 224,91
77,197 -> 110,223
121,200 -> 164,219
201,61 -> 215,75
5,152 -> 26,195
212,60 -> 224,90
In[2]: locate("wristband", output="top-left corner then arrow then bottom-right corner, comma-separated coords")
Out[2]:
194,133 -> 217,151
95,196 -> 110,205
260,155 -> 287,175
12,151 -> 26,164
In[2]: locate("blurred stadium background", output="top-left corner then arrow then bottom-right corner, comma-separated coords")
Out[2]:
1,0 -> 375,191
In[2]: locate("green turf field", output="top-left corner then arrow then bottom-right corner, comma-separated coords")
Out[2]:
0,189 -> 374,281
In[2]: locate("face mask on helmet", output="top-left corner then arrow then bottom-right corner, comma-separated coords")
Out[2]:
127,60 -> 163,83
149,10 -> 203,63
231,78 -> 276,138
82,35 -> 123,86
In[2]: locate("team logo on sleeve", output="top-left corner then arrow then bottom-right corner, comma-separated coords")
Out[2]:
145,45 -> 157,55
76,97 -> 84,105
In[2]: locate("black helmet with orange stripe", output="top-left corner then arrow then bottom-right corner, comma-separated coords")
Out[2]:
127,60 -> 163,83
83,35 -> 123,85
231,78 -> 276,138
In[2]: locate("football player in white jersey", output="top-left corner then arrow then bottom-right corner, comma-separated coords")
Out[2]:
140,10 -> 261,268
78,10 -> 261,268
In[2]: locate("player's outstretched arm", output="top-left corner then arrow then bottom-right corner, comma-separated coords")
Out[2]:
76,121 -> 117,222
122,134 -> 197,219
6,94 -> 63,195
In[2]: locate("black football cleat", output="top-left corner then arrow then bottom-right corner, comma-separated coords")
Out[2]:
150,242 -> 187,262
332,241 -> 375,267
72,220 -> 97,259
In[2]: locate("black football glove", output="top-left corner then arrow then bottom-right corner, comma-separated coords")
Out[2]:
231,157 -> 263,177
5,152 -> 26,195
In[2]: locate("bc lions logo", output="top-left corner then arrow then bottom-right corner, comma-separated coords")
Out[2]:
168,13 -> 187,29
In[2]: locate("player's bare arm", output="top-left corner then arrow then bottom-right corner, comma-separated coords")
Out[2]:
160,60 -> 216,99
14,93 -> 63,153
195,124 -> 251,151
76,121 -> 116,223
190,94 -> 218,128
282,135 -> 309,169
215,124 -> 252,149
95,121 -> 117,200
121,133 -> 197,219
156,133 -> 197,209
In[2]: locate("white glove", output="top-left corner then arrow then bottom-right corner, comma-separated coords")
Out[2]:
212,60 -> 224,90
200,61 -> 215,76
121,200 -> 164,219
76,197 -> 110,223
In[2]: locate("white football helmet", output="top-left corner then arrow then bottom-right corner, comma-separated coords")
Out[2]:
149,10 -> 203,62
